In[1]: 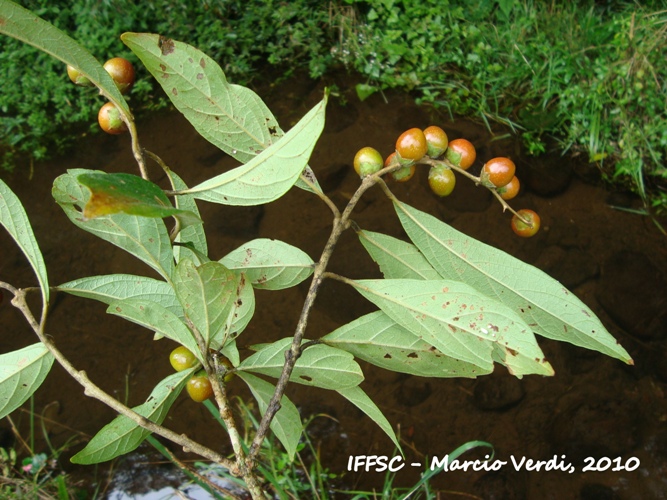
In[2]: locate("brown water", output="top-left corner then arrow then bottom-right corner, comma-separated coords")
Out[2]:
1,72 -> 666,499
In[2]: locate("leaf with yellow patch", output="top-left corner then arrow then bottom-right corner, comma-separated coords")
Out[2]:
78,172 -> 199,226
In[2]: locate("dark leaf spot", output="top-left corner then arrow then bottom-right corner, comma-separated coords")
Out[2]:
196,73 -> 204,80
384,353 -> 392,359
172,88 -> 178,96
200,58 -> 206,68
159,36 -> 175,55
299,375 -> 313,382
407,352 -> 418,359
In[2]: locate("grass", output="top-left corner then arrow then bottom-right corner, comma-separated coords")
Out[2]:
2,0 -> 665,212
139,398 -> 492,499
337,0 -> 667,213
0,403 -> 91,500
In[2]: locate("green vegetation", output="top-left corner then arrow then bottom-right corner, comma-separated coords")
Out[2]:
2,0 -> 666,210
338,0 -> 667,211
0,0 -> 334,167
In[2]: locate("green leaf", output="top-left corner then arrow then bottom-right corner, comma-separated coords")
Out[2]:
352,279 -> 553,376
0,0 -> 129,115
216,272 -> 255,352
322,311 -> 490,378
52,170 -> 175,281
394,201 -> 632,364
120,33 -> 322,196
336,386 -> 401,452
238,338 -> 363,390
219,239 -> 314,290
358,230 -> 441,280
236,372 -> 301,461
180,97 -> 327,206
71,369 -> 192,464
77,172 -> 199,225
0,179 -> 49,307
121,33 -> 281,164
0,344 -> 54,420
172,259 -> 240,348
355,83 -> 379,101
164,169 -> 208,265
107,299 -> 203,364
57,274 -> 182,316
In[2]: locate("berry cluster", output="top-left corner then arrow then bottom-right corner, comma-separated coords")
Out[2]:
353,126 -> 540,237
67,57 -> 136,135
169,346 -> 213,403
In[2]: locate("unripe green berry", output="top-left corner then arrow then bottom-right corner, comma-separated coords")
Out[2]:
423,126 -> 448,158
354,147 -> 384,177
428,165 -> 456,197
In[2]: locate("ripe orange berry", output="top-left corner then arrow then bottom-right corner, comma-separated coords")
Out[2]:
482,157 -> 516,188
511,209 -> 540,237
445,139 -> 476,170
103,57 -> 135,94
98,102 -> 127,134
395,128 -> 428,163
497,176 -> 520,200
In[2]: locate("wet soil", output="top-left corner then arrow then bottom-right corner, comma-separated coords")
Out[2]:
1,72 -> 667,499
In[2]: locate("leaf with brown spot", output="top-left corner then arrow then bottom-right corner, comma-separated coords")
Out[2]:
350,279 -> 553,376
394,201 -> 632,365
322,311 -> 492,378
238,337 -> 363,390
121,32 -> 323,197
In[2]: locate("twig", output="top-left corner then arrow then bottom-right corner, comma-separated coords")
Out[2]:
8,289 -> 236,472
247,171 -> 384,461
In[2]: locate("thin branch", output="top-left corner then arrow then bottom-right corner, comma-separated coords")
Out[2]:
247,171 -> 384,461
9,289 -> 235,472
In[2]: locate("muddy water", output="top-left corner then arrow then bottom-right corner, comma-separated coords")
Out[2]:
1,72 -> 667,499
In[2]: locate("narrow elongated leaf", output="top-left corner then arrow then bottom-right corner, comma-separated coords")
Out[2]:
71,369 -> 192,464
0,179 -> 49,307
77,172 -> 199,225
394,201 -> 632,364
180,97 -> 326,206
107,299 -> 203,364
352,279 -> 553,376
212,272 -> 255,352
120,33 -> 322,195
336,386 -> 401,452
0,0 -> 129,115
121,33 -> 281,163
165,170 -> 208,265
236,372 -> 301,461
52,170 -> 175,281
322,311 -> 490,378
0,344 -> 54,420
238,338 -> 363,389
172,259 -> 239,347
219,239 -> 314,290
57,274 -> 182,316
358,230 -> 441,280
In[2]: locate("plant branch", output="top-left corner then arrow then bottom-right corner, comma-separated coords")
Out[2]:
247,171 -> 384,461
9,289 -> 235,472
